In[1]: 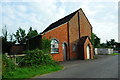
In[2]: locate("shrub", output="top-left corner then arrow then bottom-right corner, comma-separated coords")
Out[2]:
2,55 -> 16,78
19,49 -> 56,67
41,37 -> 51,52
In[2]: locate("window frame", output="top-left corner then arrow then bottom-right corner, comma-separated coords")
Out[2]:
51,39 -> 59,54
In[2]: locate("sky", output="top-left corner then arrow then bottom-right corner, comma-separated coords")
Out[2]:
0,0 -> 118,43
118,1 -> 120,42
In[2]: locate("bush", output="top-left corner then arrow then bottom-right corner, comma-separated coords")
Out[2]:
2,50 -> 61,79
19,49 -> 56,67
2,55 -> 16,78
41,38 -> 51,52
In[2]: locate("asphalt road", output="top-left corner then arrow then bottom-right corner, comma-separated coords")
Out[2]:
37,55 -> 118,78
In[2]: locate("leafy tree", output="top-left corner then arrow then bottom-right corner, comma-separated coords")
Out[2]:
106,40 -> 111,48
2,25 -> 8,42
13,27 -> 39,44
26,27 -> 38,39
91,33 -> 95,46
2,38 -> 13,54
100,43 -> 106,48
91,33 -> 100,48
110,39 -> 116,47
2,25 -> 13,54
13,27 -> 26,44
105,39 -> 117,48
100,39 -> 117,49
9,33 -> 15,42
41,38 -> 51,53
2,25 -> 9,53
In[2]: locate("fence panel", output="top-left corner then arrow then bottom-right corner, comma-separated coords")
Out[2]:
95,48 -> 113,55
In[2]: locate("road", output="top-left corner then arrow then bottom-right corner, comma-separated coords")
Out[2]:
36,55 -> 118,78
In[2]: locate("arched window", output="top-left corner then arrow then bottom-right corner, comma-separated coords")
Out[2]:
51,39 -> 59,53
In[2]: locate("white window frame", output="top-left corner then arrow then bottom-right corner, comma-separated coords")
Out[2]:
51,39 -> 59,53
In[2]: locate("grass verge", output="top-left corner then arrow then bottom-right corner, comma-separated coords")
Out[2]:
3,64 -> 63,80
110,53 -> 120,55
0,54 -> 2,80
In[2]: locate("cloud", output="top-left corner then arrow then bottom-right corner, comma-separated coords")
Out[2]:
1,1 -> 118,43
83,2 -> 118,42
59,0 -> 118,3
80,2 -> 98,16
91,19 -> 118,43
118,1 -> 120,42
1,1 -> 66,35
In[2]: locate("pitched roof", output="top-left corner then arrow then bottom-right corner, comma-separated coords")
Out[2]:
79,36 -> 93,45
79,36 -> 88,45
42,9 -> 79,33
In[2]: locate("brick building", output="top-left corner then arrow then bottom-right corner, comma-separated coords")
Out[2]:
40,8 -> 94,61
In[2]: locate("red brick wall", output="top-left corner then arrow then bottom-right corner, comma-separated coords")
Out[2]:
42,23 -> 68,61
79,9 -> 94,59
79,10 -> 92,39
69,12 -> 79,59
68,10 -> 93,60
42,9 -> 94,61
84,38 -> 94,59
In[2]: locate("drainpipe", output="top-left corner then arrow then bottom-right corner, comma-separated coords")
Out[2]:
67,22 -> 70,60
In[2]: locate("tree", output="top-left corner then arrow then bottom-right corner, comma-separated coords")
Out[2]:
13,27 -> 26,44
2,25 -> 13,54
91,33 -> 100,48
26,27 -> 38,40
106,40 -> 111,48
91,33 -> 94,46
2,25 -> 8,42
110,39 -> 116,48
41,38 -> 51,53
13,27 -> 39,44
100,39 -> 117,49
100,43 -> 106,48
9,33 -> 15,42
106,39 -> 117,48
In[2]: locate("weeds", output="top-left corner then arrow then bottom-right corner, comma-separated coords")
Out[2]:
2,48 -> 62,79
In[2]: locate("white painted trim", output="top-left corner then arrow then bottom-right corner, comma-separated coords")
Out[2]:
51,38 -> 60,44
41,22 -> 67,35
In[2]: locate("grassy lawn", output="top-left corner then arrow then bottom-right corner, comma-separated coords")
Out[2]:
0,54 -> 2,80
3,64 -> 63,80
110,53 -> 120,55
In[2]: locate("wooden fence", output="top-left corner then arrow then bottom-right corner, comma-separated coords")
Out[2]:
5,53 -> 26,65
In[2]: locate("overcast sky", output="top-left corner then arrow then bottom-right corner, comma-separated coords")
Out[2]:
0,0 -> 118,43
118,1 -> 120,43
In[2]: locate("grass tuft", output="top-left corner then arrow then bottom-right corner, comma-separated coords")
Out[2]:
3,64 -> 63,79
